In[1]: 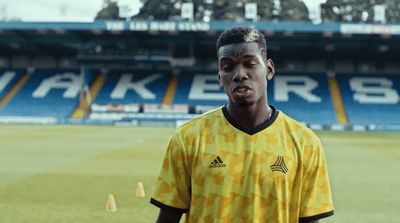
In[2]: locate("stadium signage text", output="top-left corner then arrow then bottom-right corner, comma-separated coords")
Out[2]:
123,21 -> 210,32
188,75 -> 324,103
4,21 -> 400,36
0,71 -> 15,93
111,74 -> 162,99
274,76 -> 322,102
350,77 -> 399,104
95,22 -> 400,35
340,24 -> 400,35
1,71 -> 398,105
33,73 -> 82,98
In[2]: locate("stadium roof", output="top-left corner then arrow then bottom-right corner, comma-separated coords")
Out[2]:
2,20 -> 400,33
0,20 -> 399,61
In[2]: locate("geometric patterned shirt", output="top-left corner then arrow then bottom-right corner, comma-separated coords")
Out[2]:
151,105 -> 334,223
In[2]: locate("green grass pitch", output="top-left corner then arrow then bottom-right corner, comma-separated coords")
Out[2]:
0,124 -> 399,223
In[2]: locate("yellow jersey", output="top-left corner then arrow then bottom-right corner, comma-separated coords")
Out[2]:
151,106 -> 334,223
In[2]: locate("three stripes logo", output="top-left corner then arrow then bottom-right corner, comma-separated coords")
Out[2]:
209,156 -> 226,168
270,156 -> 288,174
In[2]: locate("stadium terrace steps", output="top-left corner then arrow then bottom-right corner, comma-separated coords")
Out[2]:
161,75 -> 178,105
71,73 -> 107,119
0,72 -> 30,109
90,74 -> 107,99
328,76 -> 348,125
0,70 -> 24,99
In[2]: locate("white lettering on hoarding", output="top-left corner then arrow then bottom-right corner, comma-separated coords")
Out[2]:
177,22 -> 210,31
129,21 -> 148,31
105,21 -> 124,31
32,73 -> 81,98
274,76 -> 321,102
111,74 -> 161,99
149,22 -> 176,32
0,71 -> 16,93
189,75 -> 226,100
350,77 -> 399,104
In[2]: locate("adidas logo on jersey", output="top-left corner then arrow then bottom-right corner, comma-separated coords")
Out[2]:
209,156 -> 226,168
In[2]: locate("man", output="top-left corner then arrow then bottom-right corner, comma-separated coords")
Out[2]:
150,26 -> 334,223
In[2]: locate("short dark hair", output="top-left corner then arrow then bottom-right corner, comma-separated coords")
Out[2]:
216,26 -> 267,57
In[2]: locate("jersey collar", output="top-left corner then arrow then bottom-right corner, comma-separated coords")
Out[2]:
222,105 -> 279,135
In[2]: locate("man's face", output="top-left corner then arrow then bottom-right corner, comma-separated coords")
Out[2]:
218,42 -> 274,107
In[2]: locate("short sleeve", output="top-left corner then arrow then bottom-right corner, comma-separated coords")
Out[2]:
299,137 -> 334,222
150,131 -> 191,213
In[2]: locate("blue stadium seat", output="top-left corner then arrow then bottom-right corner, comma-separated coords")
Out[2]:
269,72 -> 336,124
337,73 -> 400,124
0,69 -> 90,118
1,68 -> 399,126
94,70 -> 170,105
173,71 -> 337,124
173,72 -> 226,106
0,69 -> 25,99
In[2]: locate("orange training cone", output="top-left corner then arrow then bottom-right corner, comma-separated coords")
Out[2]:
105,194 -> 117,212
136,181 -> 145,197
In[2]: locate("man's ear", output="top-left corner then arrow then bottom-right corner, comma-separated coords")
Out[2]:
218,72 -> 222,87
266,59 -> 275,80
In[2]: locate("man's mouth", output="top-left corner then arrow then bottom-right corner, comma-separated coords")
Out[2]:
233,85 -> 251,93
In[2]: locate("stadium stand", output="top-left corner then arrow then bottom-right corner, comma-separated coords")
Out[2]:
0,20 -> 399,130
0,67 -> 399,129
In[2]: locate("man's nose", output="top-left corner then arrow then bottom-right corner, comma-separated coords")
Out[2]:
233,65 -> 248,82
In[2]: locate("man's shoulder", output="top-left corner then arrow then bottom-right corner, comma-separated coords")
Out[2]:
276,111 -> 325,161
277,110 -> 319,140
177,106 -> 223,132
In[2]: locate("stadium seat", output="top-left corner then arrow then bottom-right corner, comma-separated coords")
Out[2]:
1,68 -> 399,126
0,69 -> 89,118
0,69 -> 26,99
94,70 -> 171,105
336,73 -> 400,124
333,60 -> 355,73
0,57 -> 9,68
306,60 -> 326,73
358,61 -> 377,73
33,56 -> 57,69
384,62 -> 400,74
269,72 -> 337,124
11,56 -> 30,69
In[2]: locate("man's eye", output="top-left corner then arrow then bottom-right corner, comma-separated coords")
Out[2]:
221,64 -> 233,71
245,61 -> 257,67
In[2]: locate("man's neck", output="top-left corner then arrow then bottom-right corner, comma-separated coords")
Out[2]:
227,102 -> 272,130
